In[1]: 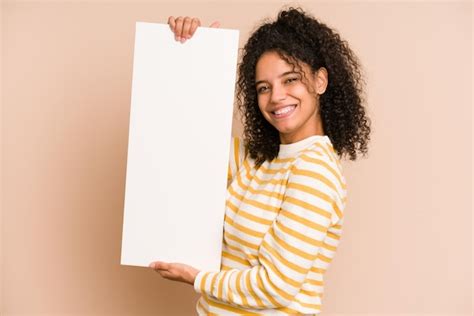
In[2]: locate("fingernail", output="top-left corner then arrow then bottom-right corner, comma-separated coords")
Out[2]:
149,263 -> 155,269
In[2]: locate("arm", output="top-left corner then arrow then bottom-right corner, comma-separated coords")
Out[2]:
194,152 -> 345,308
227,137 -> 246,187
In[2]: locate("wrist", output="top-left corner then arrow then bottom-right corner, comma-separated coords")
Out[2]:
187,268 -> 200,285
193,271 -> 207,293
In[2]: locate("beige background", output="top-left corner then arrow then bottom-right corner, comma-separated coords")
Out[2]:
1,1 -> 472,315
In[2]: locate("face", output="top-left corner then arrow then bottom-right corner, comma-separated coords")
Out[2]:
255,51 -> 328,144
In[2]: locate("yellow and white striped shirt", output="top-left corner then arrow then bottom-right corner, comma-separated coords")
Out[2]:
194,135 -> 347,315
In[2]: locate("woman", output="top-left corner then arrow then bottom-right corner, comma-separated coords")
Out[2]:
149,7 -> 371,315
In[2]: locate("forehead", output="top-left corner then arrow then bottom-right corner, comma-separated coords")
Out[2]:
255,51 -> 311,81
255,51 -> 293,79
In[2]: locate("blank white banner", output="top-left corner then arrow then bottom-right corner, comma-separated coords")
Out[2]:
121,22 -> 239,271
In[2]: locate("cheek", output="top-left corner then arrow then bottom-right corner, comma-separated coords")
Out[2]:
257,105 -> 268,120
256,99 -> 273,123
257,96 -> 267,112
290,84 -> 310,96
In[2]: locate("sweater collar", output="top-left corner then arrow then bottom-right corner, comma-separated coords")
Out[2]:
278,135 -> 330,158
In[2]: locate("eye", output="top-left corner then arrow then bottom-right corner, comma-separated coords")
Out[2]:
257,86 -> 269,94
285,77 -> 299,84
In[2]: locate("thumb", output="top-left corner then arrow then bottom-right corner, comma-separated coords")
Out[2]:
209,21 -> 220,28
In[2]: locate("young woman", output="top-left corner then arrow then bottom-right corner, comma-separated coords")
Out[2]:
149,7 -> 371,315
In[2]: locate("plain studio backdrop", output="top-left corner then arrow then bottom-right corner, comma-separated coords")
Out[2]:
1,1 -> 472,315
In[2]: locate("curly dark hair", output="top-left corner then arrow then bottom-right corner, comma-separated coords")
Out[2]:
236,7 -> 371,167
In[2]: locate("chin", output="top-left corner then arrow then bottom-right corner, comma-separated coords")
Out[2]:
274,124 -> 296,135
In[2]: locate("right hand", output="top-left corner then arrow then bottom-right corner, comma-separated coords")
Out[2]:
168,16 -> 220,43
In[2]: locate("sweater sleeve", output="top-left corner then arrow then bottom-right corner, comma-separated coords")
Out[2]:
227,137 -> 246,187
194,152 -> 345,308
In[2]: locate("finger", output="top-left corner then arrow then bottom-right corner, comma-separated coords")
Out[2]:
209,21 -> 220,28
181,16 -> 193,41
168,16 -> 180,41
157,261 -> 171,270
189,18 -> 200,37
168,16 -> 176,32
174,16 -> 184,41
158,270 -> 175,279
149,261 -> 169,270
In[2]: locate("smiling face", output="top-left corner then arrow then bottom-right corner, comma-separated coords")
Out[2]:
255,51 -> 328,144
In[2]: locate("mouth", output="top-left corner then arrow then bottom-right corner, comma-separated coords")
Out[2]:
271,104 -> 297,118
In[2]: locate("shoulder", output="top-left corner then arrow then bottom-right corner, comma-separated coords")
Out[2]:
295,139 -> 345,188
291,140 -> 347,224
228,136 -> 249,182
299,139 -> 340,165
291,150 -> 342,192
229,136 -> 248,164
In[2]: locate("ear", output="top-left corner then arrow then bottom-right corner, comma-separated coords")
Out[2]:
313,67 -> 328,95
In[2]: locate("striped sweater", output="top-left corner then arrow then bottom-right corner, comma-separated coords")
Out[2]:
194,135 -> 347,315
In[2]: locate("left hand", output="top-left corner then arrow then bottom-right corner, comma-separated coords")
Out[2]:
149,261 -> 200,285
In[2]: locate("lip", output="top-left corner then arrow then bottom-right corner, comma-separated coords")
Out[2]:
271,104 -> 297,112
271,104 -> 297,119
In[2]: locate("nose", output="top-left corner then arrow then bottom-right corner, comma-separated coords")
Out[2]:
270,83 -> 287,104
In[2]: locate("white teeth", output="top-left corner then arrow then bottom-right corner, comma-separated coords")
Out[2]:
274,105 -> 295,115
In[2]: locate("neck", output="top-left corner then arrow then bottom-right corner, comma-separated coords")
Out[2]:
279,118 -> 325,144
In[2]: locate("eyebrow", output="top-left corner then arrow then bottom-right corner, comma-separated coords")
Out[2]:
255,71 -> 299,86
